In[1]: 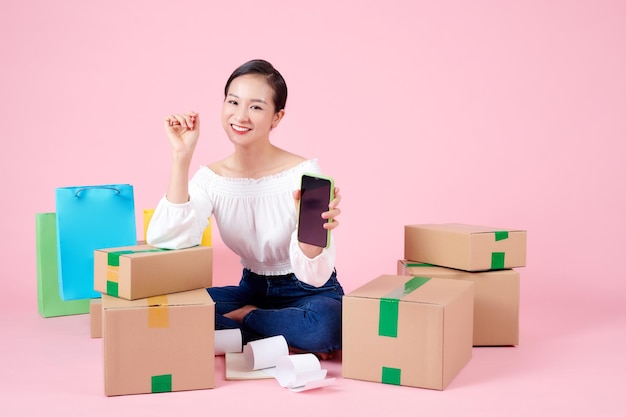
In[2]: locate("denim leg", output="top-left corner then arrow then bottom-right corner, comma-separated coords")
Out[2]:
241,270 -> 344,352
207,278 -> 265,342
207,285 -> 251,316
243,295 -> 342,352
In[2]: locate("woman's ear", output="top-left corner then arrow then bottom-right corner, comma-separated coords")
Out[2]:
272,109 -> 286,129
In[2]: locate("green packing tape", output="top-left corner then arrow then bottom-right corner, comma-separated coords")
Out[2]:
107,248 -> 168,267
106,281 -> 119,297
405,262 -> 434,267
378,299 -> 400,338
151,374 -> 172,393
491,252 -> 505,269
107,251 -> 134,267
381,367 -> 401,385
378,276 -> 431,338
495,231 -> 509,241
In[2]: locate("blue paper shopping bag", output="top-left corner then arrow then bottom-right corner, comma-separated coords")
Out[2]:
55,184 -> 137,300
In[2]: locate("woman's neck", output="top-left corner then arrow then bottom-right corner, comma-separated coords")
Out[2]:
233,142 -> 275,171
218,145 -> 293,179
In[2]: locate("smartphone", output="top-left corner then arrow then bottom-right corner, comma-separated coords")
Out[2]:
297,173 -> 335,248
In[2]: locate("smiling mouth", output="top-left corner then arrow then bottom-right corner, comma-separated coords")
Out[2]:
231,124 -> 251,133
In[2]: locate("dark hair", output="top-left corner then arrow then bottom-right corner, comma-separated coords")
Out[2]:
224,59 -> 288,112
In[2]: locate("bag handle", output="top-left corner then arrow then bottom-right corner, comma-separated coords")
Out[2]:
74,186 -> 122,198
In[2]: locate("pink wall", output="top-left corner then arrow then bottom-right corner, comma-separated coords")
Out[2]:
2,0 -> 624,330
2,2 -> 625,415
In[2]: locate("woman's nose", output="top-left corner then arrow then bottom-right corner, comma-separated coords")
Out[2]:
235,107 -> 248,121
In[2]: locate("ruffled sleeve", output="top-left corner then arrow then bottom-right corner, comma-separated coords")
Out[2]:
289,230 -> 337,287
146,169 -> 213,249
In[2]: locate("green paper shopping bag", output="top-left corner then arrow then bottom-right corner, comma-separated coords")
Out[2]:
36,212 -> 91,317
55,184 -> 137,300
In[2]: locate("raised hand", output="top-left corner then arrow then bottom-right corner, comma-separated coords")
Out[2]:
164,111 -> 200,161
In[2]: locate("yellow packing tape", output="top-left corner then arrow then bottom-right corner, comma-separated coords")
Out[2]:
106,266 -> 119,283
147,295 -> 169,328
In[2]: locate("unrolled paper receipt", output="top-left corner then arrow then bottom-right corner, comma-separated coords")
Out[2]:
242,335 -> 334,392
273,354 -> 335,392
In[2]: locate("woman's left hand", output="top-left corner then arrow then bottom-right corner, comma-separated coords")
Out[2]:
292,186 -> 342,231
293,186 -> 341,258
322,187 -> 341,230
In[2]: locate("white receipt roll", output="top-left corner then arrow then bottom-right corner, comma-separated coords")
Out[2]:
242,335 -> 289,370
214,328 -> 243,355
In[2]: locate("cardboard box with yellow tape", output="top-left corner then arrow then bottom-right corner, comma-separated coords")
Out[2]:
342,275 -> 474,390
102,288 -> 215,396
397,260 -> 520,346
94,244 -> 212,301
404,223 -> 527,271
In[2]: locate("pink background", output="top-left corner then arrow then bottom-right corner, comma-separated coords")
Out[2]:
1,0 -> 625,415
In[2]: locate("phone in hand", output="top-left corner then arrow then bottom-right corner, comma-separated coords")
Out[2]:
297,173 -> 335,248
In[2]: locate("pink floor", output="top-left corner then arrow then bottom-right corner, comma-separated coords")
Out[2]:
2,270 -> 624,417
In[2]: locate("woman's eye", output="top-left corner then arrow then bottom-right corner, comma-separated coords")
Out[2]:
228,100 -> 238,105
251,105 -> 262,110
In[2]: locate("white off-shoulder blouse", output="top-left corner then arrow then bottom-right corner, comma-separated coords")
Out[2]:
146,159 -> 336,287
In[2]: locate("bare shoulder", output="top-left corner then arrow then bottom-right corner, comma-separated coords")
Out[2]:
275,148 -> 307,169
206,156 -> 232,176
205,149 -> 308,178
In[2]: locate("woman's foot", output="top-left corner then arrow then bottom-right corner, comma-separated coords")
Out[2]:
313,351 -> 334,360
224,305 -> 257,324
289,347 -> 337,360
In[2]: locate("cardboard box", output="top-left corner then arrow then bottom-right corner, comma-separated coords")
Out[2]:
398,260 -> 520,346
94,244 -> 212,300
405,223 -> 527,271
102,289 -> 215,396
90,299 -> 102,338
342,275 -> 474,390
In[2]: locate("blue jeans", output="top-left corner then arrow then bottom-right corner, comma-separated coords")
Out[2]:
207,268 -> 344,353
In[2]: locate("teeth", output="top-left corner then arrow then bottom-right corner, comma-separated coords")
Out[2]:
232,125 -> 250,132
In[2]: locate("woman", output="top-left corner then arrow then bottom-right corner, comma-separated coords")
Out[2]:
147,59 -> 343,358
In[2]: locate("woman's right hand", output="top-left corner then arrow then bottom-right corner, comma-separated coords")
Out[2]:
164,111 -> 200,161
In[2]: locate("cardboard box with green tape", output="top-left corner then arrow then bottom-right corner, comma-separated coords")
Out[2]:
102,288 -> 215,396
94,244 -> 212,300
398,260 -> 520,346
404,223 -> 527,271
342,275 -> 474,390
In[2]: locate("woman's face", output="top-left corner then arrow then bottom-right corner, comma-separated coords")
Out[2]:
221,74 -> 284,147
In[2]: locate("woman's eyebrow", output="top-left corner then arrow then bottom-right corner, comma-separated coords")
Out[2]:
228,93 -> 267,104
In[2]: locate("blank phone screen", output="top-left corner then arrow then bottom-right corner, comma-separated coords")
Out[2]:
297,175 -> 332,247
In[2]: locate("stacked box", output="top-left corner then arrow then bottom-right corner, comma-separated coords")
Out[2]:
404,223 -> 526,271
90,299 -> 102,338
342,275 -> 474,390
397,260 -> 520,346
403,223 -> 526,347
94,244 -> 212,300
94,241 -> 215,396
102,289 -> 215,396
